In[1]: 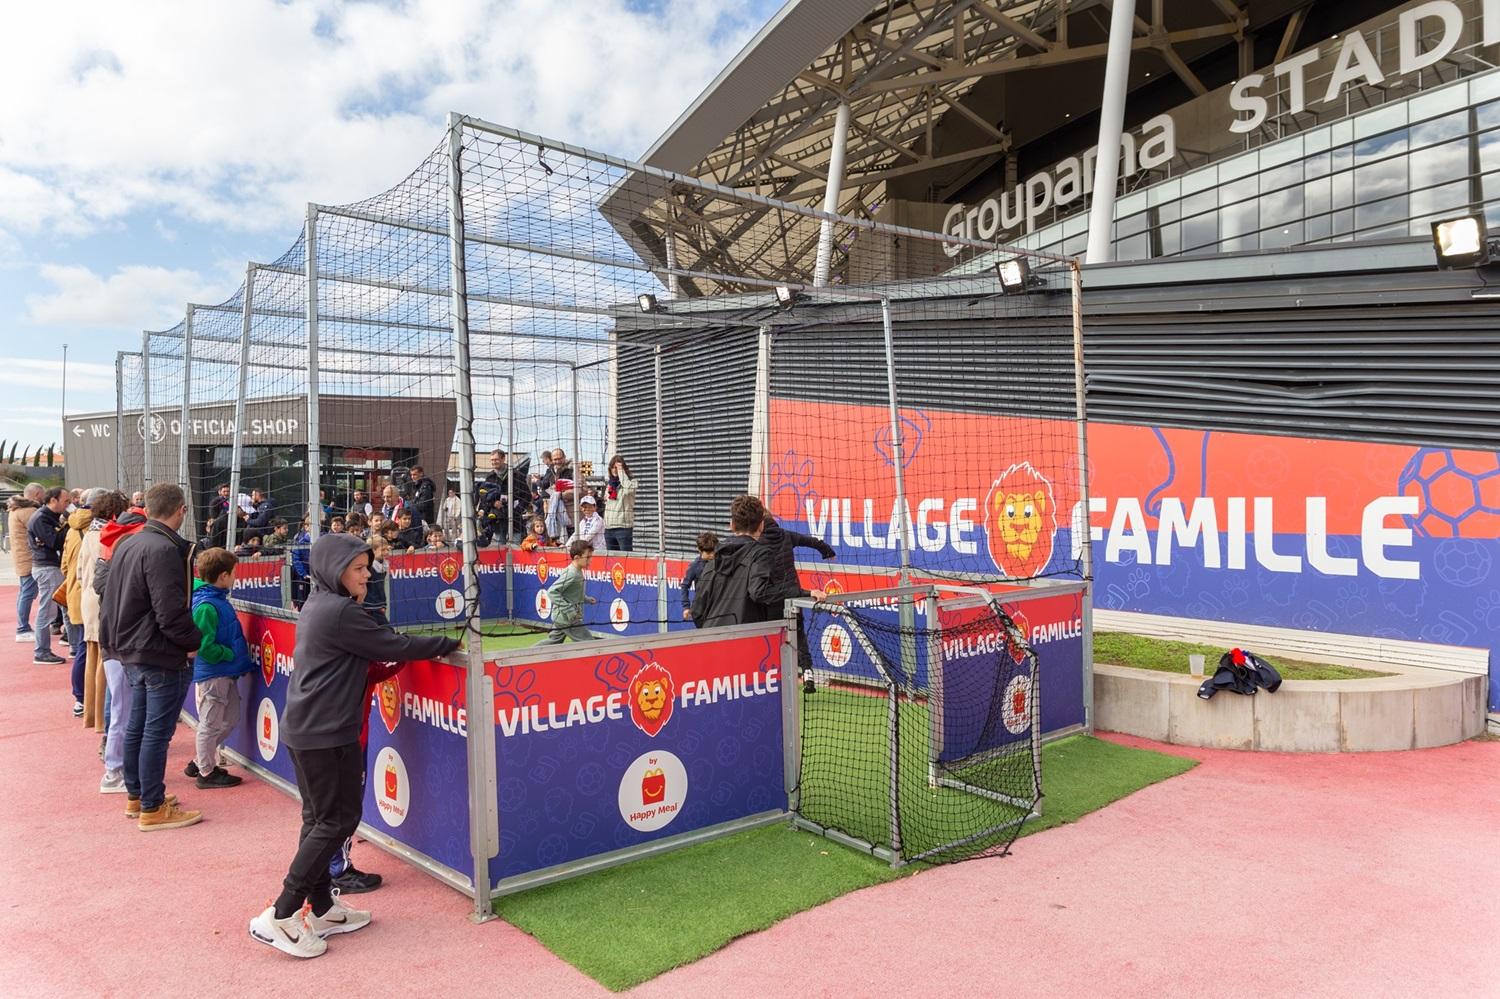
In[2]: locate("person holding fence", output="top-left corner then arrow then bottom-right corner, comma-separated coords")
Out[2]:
250,532 -> 459,958
536,540 -> 599,645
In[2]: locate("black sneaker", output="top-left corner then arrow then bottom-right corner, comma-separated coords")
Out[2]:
184,760 -> 201,779
195,767 -> 243,789
32,652 -> 65,665
331,867 -> 383,894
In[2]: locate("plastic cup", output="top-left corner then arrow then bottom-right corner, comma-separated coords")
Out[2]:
1188,654 -> 1206,677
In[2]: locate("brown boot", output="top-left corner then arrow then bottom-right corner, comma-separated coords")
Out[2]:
138,801 -> 202,831
125,793 -> 178,819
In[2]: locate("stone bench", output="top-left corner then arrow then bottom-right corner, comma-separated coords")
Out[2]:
1094,660 -> 1488,752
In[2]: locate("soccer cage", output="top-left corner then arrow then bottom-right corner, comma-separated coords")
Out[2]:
111,113 -> 1090,915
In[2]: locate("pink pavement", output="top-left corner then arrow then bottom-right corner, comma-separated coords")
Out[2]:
0,583 -> 1495,997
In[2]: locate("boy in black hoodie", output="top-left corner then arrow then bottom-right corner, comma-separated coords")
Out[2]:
249,532 -> 459,959
692,496 -> 825,628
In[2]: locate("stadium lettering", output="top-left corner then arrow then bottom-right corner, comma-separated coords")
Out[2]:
403,693 -> 466,736
941,618 -> 1083,660
1229,0 -> 1486,134
497,693 -> 624,737
943,114 -> 1174,252
805,497 -> 978,554
171,417 -> 301,438
680,668 -> 779,707
389,566 -> 440,579
1077,496 -> 1421,580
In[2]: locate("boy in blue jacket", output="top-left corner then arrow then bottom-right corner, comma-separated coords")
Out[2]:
188,548 -> 253,789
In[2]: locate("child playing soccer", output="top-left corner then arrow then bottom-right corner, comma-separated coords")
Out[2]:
537,540 -> 598,645
187,548 -> 253,789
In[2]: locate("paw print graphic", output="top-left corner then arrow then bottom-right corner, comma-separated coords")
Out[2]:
768,450 -> 816,508
1335,583 -> 1370,619
492,665 -> 539,712
1127,569 -> 1151,597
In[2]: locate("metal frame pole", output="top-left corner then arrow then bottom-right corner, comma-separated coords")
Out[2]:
446,112 -> 498,923
1070,262 -> 1096,733
505,375 -> 515,621
179,308 -> 195,537
306,205 -> 323,543
142,331 -> 153,491
1084,0 -> 1136,263
114,353 -> 125,493
879,298 -> 911,584
654,345 -> 668,631
570,364 -> 581,542
227,264 -> 256,552
748,326 -> 772,498
880,296 -> 910,862
813,102 -> 851,287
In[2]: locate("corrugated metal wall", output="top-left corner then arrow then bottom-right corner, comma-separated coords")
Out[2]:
613,245 -> 1500,548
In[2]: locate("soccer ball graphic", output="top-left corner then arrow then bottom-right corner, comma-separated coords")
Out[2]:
1397,448 -> 1500,543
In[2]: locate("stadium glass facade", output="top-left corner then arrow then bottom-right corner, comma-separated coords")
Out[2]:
1004,72 -> 1500,262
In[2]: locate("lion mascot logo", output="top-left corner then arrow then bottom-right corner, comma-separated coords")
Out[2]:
377,675 -> 402,734
536,558 -> 550,584
611,563 -> 627,592
439,557 -> 461,585
983,462 -> 1057,579
259,632 -> 277,688
627,662 -> 676,738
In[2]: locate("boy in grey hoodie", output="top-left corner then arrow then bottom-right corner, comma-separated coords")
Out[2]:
250,532 -> 460,958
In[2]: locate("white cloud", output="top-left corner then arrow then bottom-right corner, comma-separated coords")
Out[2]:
0,359 -> 118,395
25,264 -> 218,329
0,0 -> 771,242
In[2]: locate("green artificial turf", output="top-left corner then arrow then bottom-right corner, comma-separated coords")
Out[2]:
496,724 -> 1195,990
1094,631 -> 1392,681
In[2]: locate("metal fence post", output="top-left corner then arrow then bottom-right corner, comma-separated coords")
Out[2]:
114,352 -> 125,493
570,364 -> 580,539
305,205 -> 323,543
748,325 -> 772,498
142,331 -> 153,491
654,345 -> 667,631
505,375 -> 515,622
227,264 -> 256,552
880,296 -> 910,862
446,112 -> 498,923
1070,261 -> 1096,733
179,308 -> 195,537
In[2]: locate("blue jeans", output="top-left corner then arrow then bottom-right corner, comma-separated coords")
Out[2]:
605,527 -> 634,552
68,622 -> 86,702
15,574 -> 36,634
123,664 -> 190,810
31,565 -> 63,653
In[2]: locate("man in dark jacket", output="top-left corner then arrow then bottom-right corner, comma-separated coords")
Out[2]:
403,465 -> 437,526
245,488 -> 275,537
27,486 -> 70,664
693,495 -> 825,629
98,483 -> 203,831
251,532 -> 459,958
758,515 -> 836,668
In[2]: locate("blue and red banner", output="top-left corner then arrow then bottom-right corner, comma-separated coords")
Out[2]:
386,548 -> 507,627
230,556 -> 284,608
769,397 -> 1500,711
486,629 -> 786,884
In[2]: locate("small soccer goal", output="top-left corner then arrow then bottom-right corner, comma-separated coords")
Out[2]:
791,579 -> 1079,866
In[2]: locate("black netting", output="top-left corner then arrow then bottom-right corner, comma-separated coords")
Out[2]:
796,595 -> 1040,865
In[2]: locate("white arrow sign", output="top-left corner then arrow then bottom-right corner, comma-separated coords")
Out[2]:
72,425 -> 85,438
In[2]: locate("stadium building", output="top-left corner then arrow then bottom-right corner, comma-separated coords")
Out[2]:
607,0 -> 1500,721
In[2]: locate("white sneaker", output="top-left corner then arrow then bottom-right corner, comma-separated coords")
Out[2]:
248,905 -> 327,958
14,632 -> 34,643
99,769 -> 126,794
306,893 -> 371,938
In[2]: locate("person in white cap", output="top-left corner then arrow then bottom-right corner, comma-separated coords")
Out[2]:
569,494 -> 605,551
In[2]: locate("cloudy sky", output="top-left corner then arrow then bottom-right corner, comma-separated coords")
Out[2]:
0,0 -> 782,451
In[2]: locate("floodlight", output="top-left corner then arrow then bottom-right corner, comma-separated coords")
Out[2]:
774,285 -> 797,306
638,293 -> 658,313
995,257 -> 1032,293
1431,215 -> 1489,269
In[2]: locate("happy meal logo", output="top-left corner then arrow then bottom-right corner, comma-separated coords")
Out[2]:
536,558 -> 550,584
259,632 -> 277,687
983,462 -> 1057,579
377,675 -> 401,735
627,662 -> 676,738
610,562 -> 626,592
438,557 -> 461,585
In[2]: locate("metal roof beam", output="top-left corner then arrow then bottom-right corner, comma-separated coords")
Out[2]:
969,0 -> 1053,51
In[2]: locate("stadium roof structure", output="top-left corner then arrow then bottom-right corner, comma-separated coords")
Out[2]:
602,0 -> 1357,288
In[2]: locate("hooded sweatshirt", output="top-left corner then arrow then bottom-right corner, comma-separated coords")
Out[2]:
281,532 -> 460,751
